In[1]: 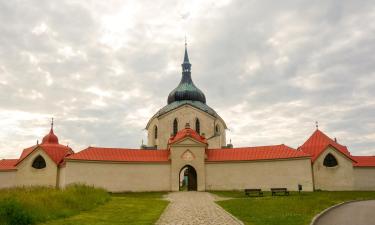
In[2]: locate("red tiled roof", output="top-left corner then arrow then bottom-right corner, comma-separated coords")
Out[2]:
0,159 -> 18,171
66,147 -> 170,162
206,144 -> 309,162
352,156 -> 375,167
16,144 -> 73,166
299,129 -> 353,162
168,127 -> 207,145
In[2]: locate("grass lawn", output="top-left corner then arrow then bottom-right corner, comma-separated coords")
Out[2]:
40,192 -> 168,225
213,191 -> 375,225
0,185 -> 109,225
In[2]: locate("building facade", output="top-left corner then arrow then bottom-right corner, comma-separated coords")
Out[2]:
1,46 -> 375,192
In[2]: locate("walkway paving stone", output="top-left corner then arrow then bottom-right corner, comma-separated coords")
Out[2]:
155,192 -> 243,225
314,200 -> 375,225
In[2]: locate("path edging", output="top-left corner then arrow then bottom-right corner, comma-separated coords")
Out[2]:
214,202 -> 245,225
310,200 -> 362,225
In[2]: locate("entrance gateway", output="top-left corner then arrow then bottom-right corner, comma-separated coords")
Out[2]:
179,165 -> 197,191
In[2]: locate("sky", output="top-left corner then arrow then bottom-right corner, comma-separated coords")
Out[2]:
0,0 -> 375,159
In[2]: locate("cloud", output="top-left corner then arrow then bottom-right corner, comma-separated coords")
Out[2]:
0,0 -> 375,158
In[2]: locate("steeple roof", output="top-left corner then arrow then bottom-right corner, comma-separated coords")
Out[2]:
167,44 -> 206,104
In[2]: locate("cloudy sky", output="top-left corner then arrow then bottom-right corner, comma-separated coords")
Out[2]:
0,0 -> 374,158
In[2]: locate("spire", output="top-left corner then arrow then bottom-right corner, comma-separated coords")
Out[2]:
42,118 -> 59,144
51,117 -> 54,131
182,40 -> 191,72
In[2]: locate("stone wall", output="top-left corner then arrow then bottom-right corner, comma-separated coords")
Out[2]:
62,160 -> 171,192
354,167 -> 375,190
0,171 -> 16,188
15,147 -> 58,187
205,158 -> 314,191
312,147 -> 354,190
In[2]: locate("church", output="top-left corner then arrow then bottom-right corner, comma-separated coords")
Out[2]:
1,45 -> 375,192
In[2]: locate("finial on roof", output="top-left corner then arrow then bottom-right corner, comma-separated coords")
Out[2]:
315,121 -> 319,130
185,34 -> 187,47
230,139 -> 232,144
37,140 -> 39,145
51,117 -> 54,130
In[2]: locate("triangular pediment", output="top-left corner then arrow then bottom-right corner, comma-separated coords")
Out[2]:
170,136 -> 207,147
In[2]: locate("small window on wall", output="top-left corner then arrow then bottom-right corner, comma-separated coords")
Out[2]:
173,118 -> 178,135
32,155 -> 46,169
195,118 -> 200,134
215,125 -> 220,134
154,126 -> 158,139
323,153 -> 338,167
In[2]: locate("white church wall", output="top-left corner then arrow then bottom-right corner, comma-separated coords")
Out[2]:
15,148 -> 58,187
147,105 -> 226,149
312,147 -> 354,190
205,158 -> 314,191
354,167 -> 375,190
0,171 -> 16,189
63,160 -> 171,192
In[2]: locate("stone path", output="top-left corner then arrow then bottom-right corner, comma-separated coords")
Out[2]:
314,200 -> 375,225
155,192 -> 243,225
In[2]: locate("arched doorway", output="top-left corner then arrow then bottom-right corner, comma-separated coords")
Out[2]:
179,165 -> 197,191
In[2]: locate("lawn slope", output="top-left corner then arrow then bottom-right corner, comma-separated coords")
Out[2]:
0,185 -> 109,225
41,192 -> 168,225
214,191 -> 375,225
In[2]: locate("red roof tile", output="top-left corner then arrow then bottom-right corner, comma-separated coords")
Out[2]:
16,144 -> 73,166
206,144 -> 309,162
352,156 -> 375,167
168,127 -> 207,145
66,147 -> 170,162
299,129 -> 353,162
0,159 -> 18,171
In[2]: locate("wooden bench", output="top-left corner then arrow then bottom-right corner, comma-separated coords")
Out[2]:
271,188 -> 289,196
245,189 -> 263,197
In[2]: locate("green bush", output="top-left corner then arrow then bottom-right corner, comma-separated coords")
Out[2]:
0,184 -> 109,225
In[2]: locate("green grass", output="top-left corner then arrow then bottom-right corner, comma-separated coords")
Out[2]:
213,191 -> 375,225
40,192 -> 169,225
0,185 -> 110,225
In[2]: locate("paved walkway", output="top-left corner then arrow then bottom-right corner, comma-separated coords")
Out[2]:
314,200 -> 375,225
155,192 -> 243,225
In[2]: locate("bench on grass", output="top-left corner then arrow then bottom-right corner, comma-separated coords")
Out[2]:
271,188 -> 289,196
244,189 -> 263,197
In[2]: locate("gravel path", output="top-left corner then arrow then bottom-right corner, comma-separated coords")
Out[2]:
155,192 -> 243,225
314,200 -> 375,225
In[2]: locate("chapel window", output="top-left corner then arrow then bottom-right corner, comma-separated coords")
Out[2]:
195,118 -> 200,134
32,155 -> 46,169
173,118 -> 178,135
323,153 -> 338,167
154,125 -> 158,139
215,125 -> 220,134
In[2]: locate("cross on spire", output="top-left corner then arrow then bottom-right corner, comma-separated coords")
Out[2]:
315,121 -> 319,130
51,117 -> 54,130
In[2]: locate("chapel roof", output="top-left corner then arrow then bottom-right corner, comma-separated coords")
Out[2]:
168,123 -> 207,145
352,156 -> 375,167
206,144 -> 309,162
0,159 -> 18,171
167,44 -> 206,105
299,129 -> 353,162
66,147 -> 169,162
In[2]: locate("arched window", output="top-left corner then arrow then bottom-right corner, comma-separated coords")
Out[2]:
323,153 -> 338,167
215,125 -> 220,134
195,118 -> 200,134
173,118 -> 178,135
154,126 -> 158,139
32,155 -> 46,169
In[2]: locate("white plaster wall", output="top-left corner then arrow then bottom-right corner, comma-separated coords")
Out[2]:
354,167 -> 375,190
15,148 -> 58,187
63,161 -> 171,192
313,147 -> 354,190
205,158 -> 313,191
0,171 -> 16,189
147,105 -> 226,149
58,166 -> 66,189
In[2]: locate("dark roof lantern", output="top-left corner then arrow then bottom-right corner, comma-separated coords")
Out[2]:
167,44 -> 206,104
